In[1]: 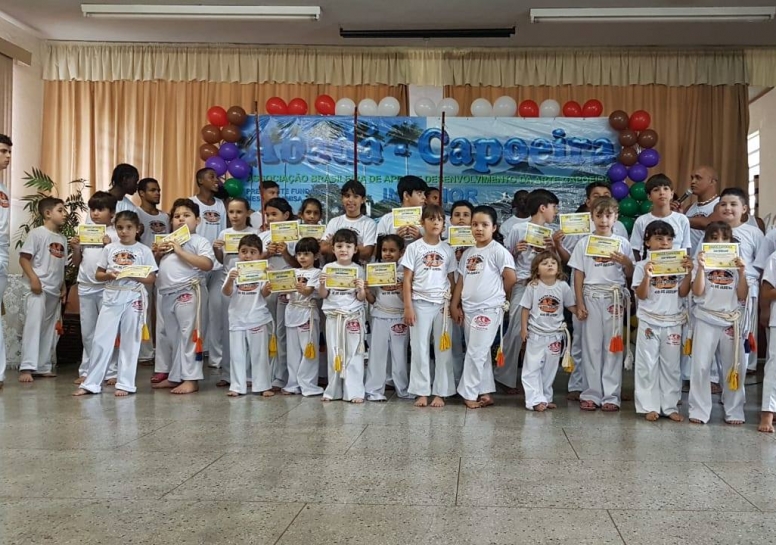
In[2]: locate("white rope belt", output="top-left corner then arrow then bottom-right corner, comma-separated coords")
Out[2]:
326,308 -> 365,376
583,284 -> 633,370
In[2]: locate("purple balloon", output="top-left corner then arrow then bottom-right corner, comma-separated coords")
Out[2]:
205,156 -> 227,177
628,163 -> 648,183
638,148 -> 660,168
611,181 -> 629,200
608,163 -> 628,183
219,142 -> 239,161
228,158 -> 250,179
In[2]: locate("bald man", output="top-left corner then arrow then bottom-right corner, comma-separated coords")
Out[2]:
672,166 -> 722,255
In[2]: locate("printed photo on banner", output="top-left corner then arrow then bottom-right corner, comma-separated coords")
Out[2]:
78,224 -> 106,245
298,224 -> 326,240
268,269 -> 297,292
448,226 -> 474,247
525,223 -> 553,248
585,235 -> 621,258
559,213 -> 590,235
702,243 -> 740,269
392,206 -> 423,228
326,267 -> 358,289
270,220 -> 300,243
366,263 -> 397,287
648,249 -> 686,276
236,260 -> 268,285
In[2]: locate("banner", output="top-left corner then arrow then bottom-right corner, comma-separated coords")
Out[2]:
238,116 -> 620,222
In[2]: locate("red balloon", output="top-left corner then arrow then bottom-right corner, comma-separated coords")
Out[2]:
266,97 -> 288,115
562,101 -> 582,117
287,98 -> 309,115
582,99 -> 603,117
207,106 -> 228,127
518,100 -> 539,118
314,94 -> 336,115
629,110 -> 651,131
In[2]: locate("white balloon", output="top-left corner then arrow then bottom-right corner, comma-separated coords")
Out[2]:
470,98 -> 493,117
436,97 -> 460,117
414,97 -> 436,117
539,99 -> 561,118
357,98 -> 378,116
377,96 -> 401,117
493,96 -> 517,117
335,98 -> 356,116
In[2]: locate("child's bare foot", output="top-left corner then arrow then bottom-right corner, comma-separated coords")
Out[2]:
566,391 -> 581,401
711,382 -> 722,395
114,389 -> 130,397
72,388 -> 92,396
18,371 -> 33,383
261,390 -> 275,397
227,391 -> 241,397
464,399 -> 482,409
501,386 -> 520,395
601,403 -> 620,412
281,389 -> 296,395
580,400 -> 597,411
104,378 -> 117,386
534,402 -> 548,412
150,372 -> 168,384
350,398 -> 364,404
170,380 -> 199,394
479,395 -> 494,407
726,419 -> 744,425
152,379 -> 177,389
32,372 -> 57,378
689,418 -> 704,424
430,396 -> 445,407
645,411 -> 659,421
414,396 -> 428,407
668,413 -> 684,422
759,412 -> 775,433
322,397 -> 332,402
216,380 -> 229,388
74,376 -> 85,384
547,402 -> 557,409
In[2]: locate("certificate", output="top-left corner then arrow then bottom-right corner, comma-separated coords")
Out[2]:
268,269 -> 297,293
649,249 -> 686,276
116,265 -> 153,280
78,224 -> 105,245
270,221 -> 299,243
524,223 -> 553,248
224,233 -> 247,254
236,260 -> 268,285
154,234 -> 166,245
392,206 -> 423,228
585,235 -> 621,258
366,263 -> 397,287
162,224 -> 191,246
298,224 -> 326,240
560,213 -> 590,235
702,243 -> 739,270
448,226 -> 475,247
326,267 -> 358,289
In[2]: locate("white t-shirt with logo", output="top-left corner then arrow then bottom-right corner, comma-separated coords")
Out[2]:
324,215 -> 378,248
223,271 -> 272,331
20,226 -> 68,296
400,239 -> 456,303
321,262 -> 365,314
692,266 -> 744,327
217,227 -> 258,276
258,229 -> 294,271
732,223 -> 764,281
458,241 -> 515,315
630,211 -> 692,257
77,226 -> 119,294
156,233 -> 215,295
562,219 -> 629,255
285,268 -> 321,327
519,280 -> 575,334
98,242 -> 157,305
632,260 -> 686,326
500,215 -> 529,239
504,221 -> 556,281
568,234 -> 632,286
136,208 -> 169,247
0,182 -> 10,269
190,196 -> 227,244
370,264 -> 405,319
685,197 -> 719,255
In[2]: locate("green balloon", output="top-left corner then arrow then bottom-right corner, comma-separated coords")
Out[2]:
629,182 -> 647,202
619,197 -> 638,217
224,178 -> 244,198
639,200 -> 653,215
619,215 -> 635,234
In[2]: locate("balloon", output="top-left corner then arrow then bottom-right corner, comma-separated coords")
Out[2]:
413,97 -> 436,117
611,181 -> 630,201
619,197 -> 639,217
518,100 -> 540,118
493,96 -> 517,117
199,143 -> 219,161
265,97 -> 288,115
638,148 -> 660,168
218,142 -> 239,161
619,215 -> 635,234
582,99 -> 604,117
629,182 -> 647,202
628,163 -> 649,183
608,163 -> 628,183
609,110 -> 629,131
227,158 -> 250,179
226,106 -> 247,126
314,94 -> 336,115
562,101 -> 582,117
437,97 -> 460,117
201,124 -> 221,144
539,99 -> 561,118
618,130 -> 637,147
638,129 -> 659,149
629,110 -> 651,131
207,106 -> 228,127
221,124 -> 241,143
377,96 -> 401,117
224,178 -> 244,198
335,98 -> 356,116
639,200 -> 654,215
619,147 -> 638,167
287,98 -> 309,115
355,98 -> 377,116
470,98 -> 493,117
205,156 -> 227,177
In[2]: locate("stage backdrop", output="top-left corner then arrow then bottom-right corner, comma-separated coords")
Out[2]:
238,116 -> 620,221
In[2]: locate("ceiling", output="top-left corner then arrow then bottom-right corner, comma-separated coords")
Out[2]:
3,0 -> 776,47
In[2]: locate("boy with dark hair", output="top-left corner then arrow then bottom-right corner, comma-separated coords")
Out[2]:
322,179 -> 378,262
0,134 -> 10,388
109,163 -> 140,214
425,186 -> 440,206
250,180 -> 280,227
377,175 -> 428,240
501,190 -> 530,238
630,174 -> 691,261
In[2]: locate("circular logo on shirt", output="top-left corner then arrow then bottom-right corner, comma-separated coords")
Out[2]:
149,220 -> 167,234
391,323 -> 408,335
644,327 -> 656,340
346,319 -> 361,333
176,293 -> 193,303
607,304 -> 624,316
668,334 -> 681,346
724,326 -> 735,338
112,251 -> 136,266
549,341 -> 562,355
238,283 -> 258,292
473,315 -> 491,329
48,242 -> 65,259
132,300 -> 144,312
203,211 -> 221,224
465,255 -> 484,273
538,296 -> 560,313
0,191 -> 9,209
299,320 -> 311,332
708,270 -> 734,286
422,252 -> 443,268
593,256 -> 613,264
653,276 -> 678,290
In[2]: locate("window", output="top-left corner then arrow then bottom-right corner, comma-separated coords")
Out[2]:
748,131 -> 760,213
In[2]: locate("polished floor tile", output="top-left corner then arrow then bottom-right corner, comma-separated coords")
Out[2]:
704,461 -> 776,511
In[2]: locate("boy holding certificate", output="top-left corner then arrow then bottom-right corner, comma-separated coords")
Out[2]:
376,175 -> 428,240
322,180 -> 378,263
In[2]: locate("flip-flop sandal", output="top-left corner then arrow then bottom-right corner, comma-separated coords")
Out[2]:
601,403 -> 620,412
580,400 -> 597,411
150,373 -> 168,384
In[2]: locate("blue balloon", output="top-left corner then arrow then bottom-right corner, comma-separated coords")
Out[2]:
638,148 -> 660,168
228,158 -> 250,180
628,163 -> 649,183
219,142 -> 239,161
608,163 -> 628,183
205,156 -> 227,177
611,181 -> 630,200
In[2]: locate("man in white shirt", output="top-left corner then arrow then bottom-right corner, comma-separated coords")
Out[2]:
672,165 -> 721,255
0,134 -> 10,389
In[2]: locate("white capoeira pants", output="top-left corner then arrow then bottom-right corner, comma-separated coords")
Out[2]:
568,313 -> 586,393
267,292 -> 288,388
229,324 -> 272,394
365,316 -> 410,400
0,271 -> 7,383
521,332 -> 564,409
494,282 -> 527,389
286,318 -> 324,396
580,291 -> 624,407
78,289 -> 103,377
409,300 -> 455,398
762,326 -> 776,412
634,321 -> 682,416
688,318 -> 746,423
80,297 -> 144,394
457,307 -> 502,402
157,285 -> 208,383
20,291 -> 59,374
323,313 -> 365,401
204,270 -> 223,368
137,284 -> 156,362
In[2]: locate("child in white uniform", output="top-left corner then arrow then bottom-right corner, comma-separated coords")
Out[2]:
402,204 -> 457,408
284,237 -> 323,397
632,220 -> 692,422
319,229 -> 367,402
453,206 -> 516,409
688,222 -> 748,424
520,251 -> 576,411
629,174 -> 692,261
74,211 -> 157,396
322,179 -> 378,263
18,198 -> 68,383
759,251 -> 776,433
222,234 -> 274,397
152,198 -> 215,395
365,235 -> 409,401
448,200 -> 474,385
569,197 -> 634,411
376,175 -> 427,242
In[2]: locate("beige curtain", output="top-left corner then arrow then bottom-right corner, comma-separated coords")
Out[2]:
446,85 -> 749,195
0,54 -> 11,187
41,80 -> 407,209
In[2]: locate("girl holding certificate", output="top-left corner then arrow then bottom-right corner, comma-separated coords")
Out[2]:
632,220 -> 692,422
449,200 -> 474,385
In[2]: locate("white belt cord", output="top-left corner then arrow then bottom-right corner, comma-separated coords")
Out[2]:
701,308 -> 743,391
583,284 -> 633,370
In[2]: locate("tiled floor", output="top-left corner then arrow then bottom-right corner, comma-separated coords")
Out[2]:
1,366 -> 775,544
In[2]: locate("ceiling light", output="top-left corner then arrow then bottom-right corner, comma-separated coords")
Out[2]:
530,7 -> 775,24
81,4 -> 321,21
340,28 -> 515,39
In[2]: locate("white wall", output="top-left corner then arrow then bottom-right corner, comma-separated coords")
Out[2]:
749,89 -> 776,232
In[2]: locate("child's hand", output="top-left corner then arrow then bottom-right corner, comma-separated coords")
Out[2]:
355,278 -> 365,291
544,236 -> 555,250
645,261 -> 654,277
68,236 -> 81,251
682,256 -> 693,272
276,241 -> 288,255
610,251 -> 630,266
158,242 -> 173,254
736,257 -> 746,272
451,306 -> 463,325
551,230 -> 565,247
319,272 -> 327,285
170,241 -> 183,254
515,240 -> 529,253
296,279 -> 308,292
228,269 -> 238,281
404,305 -> 416,327
102,235 -> 111,246
520,326 -> 528,344
576,304 -> 588,321
106,270 -> 119,281
404,225 -> 421,240
697,251 -> 706,270
261,283 -> 272,297
29,276 -> 42,295
213,239 -> 225,249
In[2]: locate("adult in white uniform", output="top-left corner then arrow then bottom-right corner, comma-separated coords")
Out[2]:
0,135 -> 11,388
